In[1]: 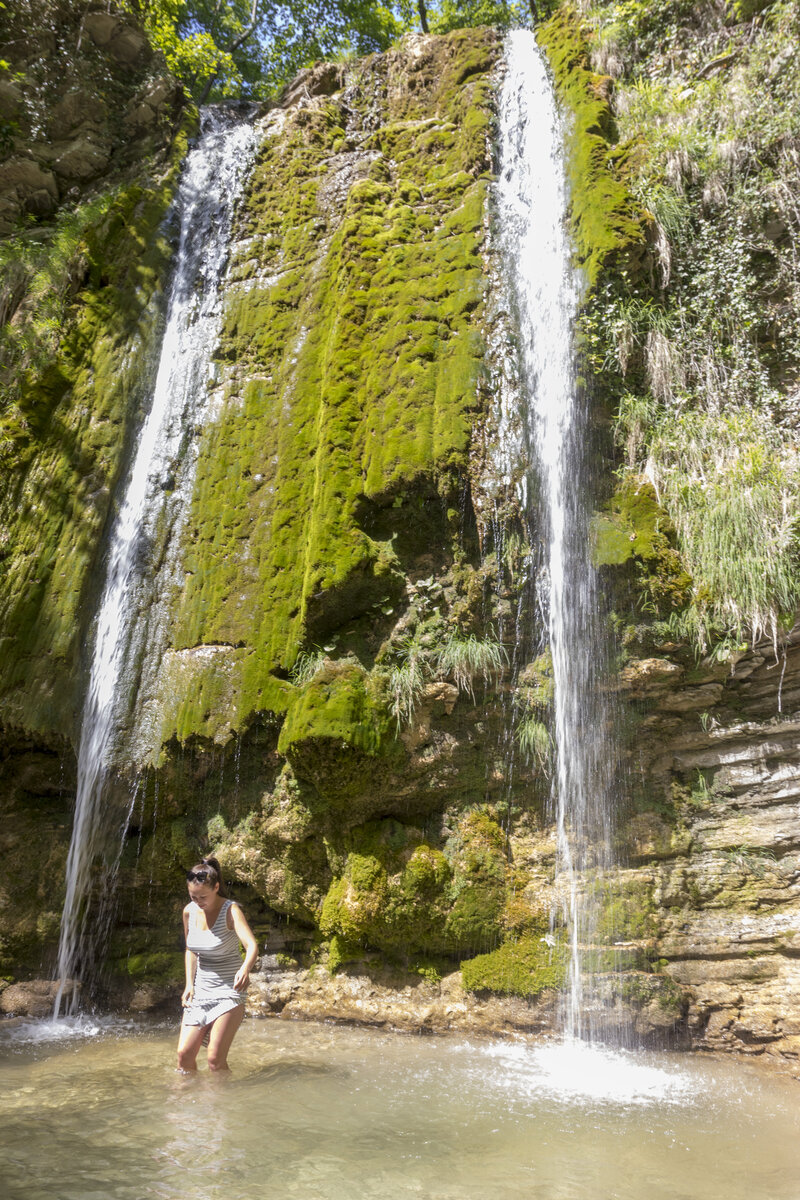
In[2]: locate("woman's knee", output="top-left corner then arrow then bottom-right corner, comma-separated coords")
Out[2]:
206,1048 -> 228,1071
177,1045 -> 198,1070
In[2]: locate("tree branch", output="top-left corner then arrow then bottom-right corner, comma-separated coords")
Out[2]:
230,0 -> 261,55
198,0 -> 261,106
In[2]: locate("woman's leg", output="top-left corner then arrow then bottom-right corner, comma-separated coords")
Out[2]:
177,1021 -> 207,1071
206,1004 -> 245,1071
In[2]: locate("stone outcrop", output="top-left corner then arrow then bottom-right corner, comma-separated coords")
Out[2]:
0,1 -> 184,233
608,631 -> 800,1066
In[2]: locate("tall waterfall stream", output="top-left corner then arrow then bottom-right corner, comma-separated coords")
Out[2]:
54,110 -> 257,1014
496,30 -> 616,1040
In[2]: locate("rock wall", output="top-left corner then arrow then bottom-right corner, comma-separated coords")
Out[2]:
2,2 -> 800,1074
0,0 -> 192,975
613,633 -> 800,1063
0,0 -> 192,741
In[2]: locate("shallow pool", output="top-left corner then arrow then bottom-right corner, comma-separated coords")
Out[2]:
1,1016 -> 798,1200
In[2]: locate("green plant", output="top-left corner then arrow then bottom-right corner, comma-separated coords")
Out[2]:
387,644 -> 426,730
647,408 -> 800,651
461,933 -> 568,998
434,631 -> 507,700
290,648 -> 327,687
516,715 -> 552,770
0,191 -> 119,439
721,845 -> 779,879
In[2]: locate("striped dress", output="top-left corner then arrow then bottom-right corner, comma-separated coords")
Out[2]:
182,899 -> 246,1027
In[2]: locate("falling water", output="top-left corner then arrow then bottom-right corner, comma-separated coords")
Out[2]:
496,30 -> 616,1040
54,109 -> 257,1015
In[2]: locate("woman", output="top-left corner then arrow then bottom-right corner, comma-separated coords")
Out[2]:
177,856 -> 258,1072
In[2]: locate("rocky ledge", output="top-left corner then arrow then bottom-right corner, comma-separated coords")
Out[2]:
614,626 -> 800,1067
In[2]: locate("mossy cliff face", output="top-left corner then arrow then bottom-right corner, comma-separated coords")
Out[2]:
114,30 -> 544,998
148,29 -> 500,750
0,0 -> 192,742
127,21 -> 679,1035
3,7 -> 799,1067
0,1 -> 193,977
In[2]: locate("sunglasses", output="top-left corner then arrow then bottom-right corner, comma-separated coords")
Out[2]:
186,870 -> 215,884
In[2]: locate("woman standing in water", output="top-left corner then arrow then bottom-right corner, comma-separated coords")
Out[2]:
177,856 -> 258,1072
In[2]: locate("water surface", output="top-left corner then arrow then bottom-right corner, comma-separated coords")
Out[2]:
1,1018 -> 798,1200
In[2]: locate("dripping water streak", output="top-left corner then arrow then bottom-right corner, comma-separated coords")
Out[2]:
496,31 -> 615,1041
54,110 -> 257,1016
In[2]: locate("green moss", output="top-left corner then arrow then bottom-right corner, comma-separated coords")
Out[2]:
613,970 -> 686,1017
165,30 -> 500,741
327,933 -> 361,973
583,944 -> 648,971
461,935 -> 568,999
278,662 -> 392,760
318,807 -> 509,959
123,950 -> 184,983
276,662 -> 401,816
538,8 -> 646,285
0,109 -> 198,739
595,876 -> 659,943
592,476 -> 692,611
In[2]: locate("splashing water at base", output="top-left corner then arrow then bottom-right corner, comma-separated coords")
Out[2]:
481,1038 -> 697,1106
0,1020 -> 798,1200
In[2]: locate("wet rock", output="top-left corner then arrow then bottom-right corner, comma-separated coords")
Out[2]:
658,682 -> 724,712
124,76 -> 182,131
624,812 -> 685,862
127,983 -> 175,1012
0,979 -> 70,1017
248,964 -> 556,1036
0,156 -> 59,230
279,63 -> 344,107
618,657 -> 684,698
0,78 -> 24,121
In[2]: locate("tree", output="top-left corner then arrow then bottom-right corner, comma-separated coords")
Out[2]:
124,0 -> 401,101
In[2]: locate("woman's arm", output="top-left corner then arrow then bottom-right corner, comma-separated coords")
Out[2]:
229,902 -> 259,991
181,904 -> 196,1007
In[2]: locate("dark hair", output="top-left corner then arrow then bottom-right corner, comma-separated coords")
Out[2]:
187,856 -> 227,897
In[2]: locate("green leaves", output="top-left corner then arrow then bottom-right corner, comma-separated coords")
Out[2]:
125,0 -> 401,101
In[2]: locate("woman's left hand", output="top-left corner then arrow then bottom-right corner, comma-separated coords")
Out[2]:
233,966 -> 250,992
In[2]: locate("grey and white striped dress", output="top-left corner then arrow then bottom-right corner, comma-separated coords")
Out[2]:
182,899 -> 246,1027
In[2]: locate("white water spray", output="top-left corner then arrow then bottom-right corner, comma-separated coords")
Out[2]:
496,30 -> 616,1040
54,110 -> 257,1015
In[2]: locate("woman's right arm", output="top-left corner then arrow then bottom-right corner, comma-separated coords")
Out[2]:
181,905 -> 196,1008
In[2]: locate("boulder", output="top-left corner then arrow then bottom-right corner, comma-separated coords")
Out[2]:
52,134 -> 112,181
50,89 -> 107,139
0,156 -> 59,228
83,13 -> 151,67
0,78 -> 23,121
279,62 -> 344,108
0,979 -> 72,1018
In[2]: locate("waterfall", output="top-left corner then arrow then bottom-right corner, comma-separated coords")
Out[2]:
54,109 -> 258,1016
496,30 -> 616,1041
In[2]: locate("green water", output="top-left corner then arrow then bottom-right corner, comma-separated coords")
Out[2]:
0,1017 -> 798,1200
